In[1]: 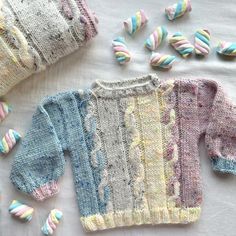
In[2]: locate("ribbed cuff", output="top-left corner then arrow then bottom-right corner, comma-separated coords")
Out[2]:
76,0 -> 98,40
211,157 -> 236,175
31,181 -> 59,201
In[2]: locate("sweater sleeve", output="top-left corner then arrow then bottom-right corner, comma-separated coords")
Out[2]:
198,79 -> 236,175
10,98 -> 66,201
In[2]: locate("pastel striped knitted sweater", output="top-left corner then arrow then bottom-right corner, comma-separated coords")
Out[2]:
0,0 -> 97,96
10,75 -> 236,232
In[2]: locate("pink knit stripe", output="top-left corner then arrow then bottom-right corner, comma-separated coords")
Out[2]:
31,181 -> 59,201
75,0 -> 98,41
60,0 -> 74,19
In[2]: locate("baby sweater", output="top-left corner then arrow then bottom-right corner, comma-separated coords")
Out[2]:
0,0 -> 97,96
10,74 -> 236,232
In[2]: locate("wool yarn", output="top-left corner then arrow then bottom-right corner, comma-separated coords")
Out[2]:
169,32 -> 194,58
150,52 -> 176,69
217,41 -> 236,57
9,200 -> 34,222
112,37 -> 131,64
145,26 -> 168,51
165,0 -> 192,21
194,29 -> 210,56
0,129 -> 21,154
0,102 -> 11,122
124,10 -> 148,35
41,209 -> 63,235
10,75 -> 236,232
0,0 -> 98,96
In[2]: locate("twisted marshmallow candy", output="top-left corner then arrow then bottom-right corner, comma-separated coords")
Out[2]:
0,129 -> 21,154
195,29 -> 210,56
9,200 -> 34,222
0,101 -> 11,122
169,32 -> 194,58
217,41 -> 236,57
124,10 -> 148,35
41,209 -> 63,235
150,53 -> 176,69
165,0 -> 192,21
112,37 -> 131,64
145,26 -> 168,51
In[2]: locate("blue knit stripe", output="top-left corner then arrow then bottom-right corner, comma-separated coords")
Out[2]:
82,90 -> 110,214
211,157 -> 236,175
62,92 -> 100,217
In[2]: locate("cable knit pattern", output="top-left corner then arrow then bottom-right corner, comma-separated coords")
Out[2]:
121,98 -> 148,212
83,91 -> 112,214
0,0 -> 98,96
158,81 -> 181,208
10,74 -> 236,232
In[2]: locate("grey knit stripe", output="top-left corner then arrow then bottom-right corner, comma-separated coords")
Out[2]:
52,0 -> 86,45
7,0 -> 79,65
97,98 -> 133,211
3,0 -> 47,68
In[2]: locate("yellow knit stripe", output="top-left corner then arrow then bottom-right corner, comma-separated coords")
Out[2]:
136,94 -> 167,209
80,207 -> 201,232
0,37 -> 32,94
124,97 -> 149,211
0,10 -> 34,69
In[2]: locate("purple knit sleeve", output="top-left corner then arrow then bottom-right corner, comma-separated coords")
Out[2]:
198,79 -> 236,175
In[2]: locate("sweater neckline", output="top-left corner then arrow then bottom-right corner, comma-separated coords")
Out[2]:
91,74 -> 160,98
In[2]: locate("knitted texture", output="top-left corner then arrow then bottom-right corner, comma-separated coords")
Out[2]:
0,0 -> 98,96
10,74 -> 236,232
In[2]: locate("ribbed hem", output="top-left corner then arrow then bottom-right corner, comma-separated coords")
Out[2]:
211,157 -> 236,175
31,181 -> 59,201
80,207 -> 201,232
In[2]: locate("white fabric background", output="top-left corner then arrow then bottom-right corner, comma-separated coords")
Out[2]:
1,0 -> 236,235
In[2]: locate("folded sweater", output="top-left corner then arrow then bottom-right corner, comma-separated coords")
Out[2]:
0,0 -> 97,96
10,74 -> 236,232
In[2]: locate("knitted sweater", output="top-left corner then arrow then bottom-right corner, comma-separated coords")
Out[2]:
10,74 -> 236,232
0,0 -> 97,96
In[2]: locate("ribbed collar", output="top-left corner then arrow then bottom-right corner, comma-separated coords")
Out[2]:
91,74 -> 160,98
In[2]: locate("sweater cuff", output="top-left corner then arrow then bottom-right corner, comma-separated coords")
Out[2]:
77,0 -> 98,40
211,157 -> 236,175
31,181 -> 59,201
